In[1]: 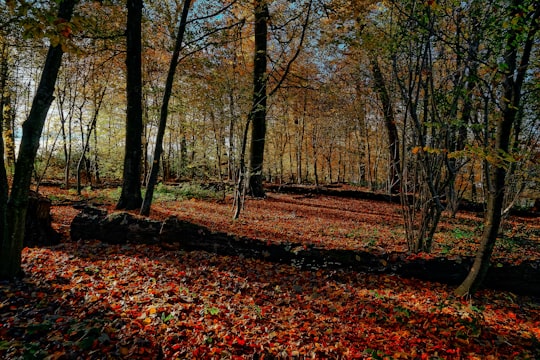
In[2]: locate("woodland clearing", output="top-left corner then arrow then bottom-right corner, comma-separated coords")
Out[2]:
0,185 -> 539,359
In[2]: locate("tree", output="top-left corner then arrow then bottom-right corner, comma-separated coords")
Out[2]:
0,0 -> 78,279
370,56 -> 400,194
233,0 -> 314,217
117,0 -> 143,210
140,0 -> 191,216
244,0 -> 314,195
456,0 -> 540,296
246,0 -> 269,198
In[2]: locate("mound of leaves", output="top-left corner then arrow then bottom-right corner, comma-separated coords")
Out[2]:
0,241 -> 538,359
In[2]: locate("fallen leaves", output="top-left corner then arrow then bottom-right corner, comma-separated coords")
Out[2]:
0,241 -> 537,359
1,186 -> 537,358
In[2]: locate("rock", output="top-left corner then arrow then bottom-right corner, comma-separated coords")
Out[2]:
100,212 -> 161,245
70,206 -> 108,241
70,206 -> 161,244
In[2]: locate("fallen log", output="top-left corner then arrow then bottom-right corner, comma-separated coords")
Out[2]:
70,206 -> 540,297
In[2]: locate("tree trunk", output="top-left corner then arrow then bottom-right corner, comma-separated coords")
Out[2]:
370,57 -> 400,194
455,1 -> 539,296
1,43 -> 15,170
140,0 -> 191,216
116,0 -> 143,210
93,124 -> 100,184
247,0 -> 269,198
0,44 -> 8,271
23,191 -> 60,247
76,87 -> 105,194
232,113 -> 251,220
227,94 -> 236,182
60,104 -> 71,189
0,0 -> 77,279
454,134 -> 508,296
295,91 -> 307,184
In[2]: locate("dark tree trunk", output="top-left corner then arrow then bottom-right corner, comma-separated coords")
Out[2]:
117,0 -> 143,210
140,0 -> 191,216
533,198 -> 540,212
370,57 -> 400,194
247,0 -> 269,198
24,191 -> 60,247
0,45 -> 8,269
456,1 -> 539,296
0,0 -> 78,279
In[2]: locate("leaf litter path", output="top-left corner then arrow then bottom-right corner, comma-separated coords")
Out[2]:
0,187 -> 538,358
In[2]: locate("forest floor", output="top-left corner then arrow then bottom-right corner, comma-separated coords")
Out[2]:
1,184 -> 539,359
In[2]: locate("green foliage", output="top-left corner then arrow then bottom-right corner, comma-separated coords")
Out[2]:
251,304 -> 263,319
345,228 -> 379,248
203,306 -> 220,316
23,342 -> 48,360
153,182 -> 224,202
457,310 -> 484,339
393,305 -> 411,324
161,312 -> 175,323
26,321 -> 52,335
363,348 -> 388,360
451,228 -> 475,241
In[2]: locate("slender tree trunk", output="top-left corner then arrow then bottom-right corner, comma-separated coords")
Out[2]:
455,122 -> 510,296
57,97 -> 71,189
233,116 -> 251,220
2,98 -> 15,170
117,0 -> 143,210
0,42 -> 9,179
296,91 -> 307,184
312,140 -> 319,187
212,110 -> 224,182
447,17 -> 480,216
140,0 -> 191,216
227,88 -> 236,182
0,43 -> 8,272
247,0 -> 269,198
0,0 -> 77,279
456,1 -> 539,296
76,92 -> 103,194
93,124 -> 100,184
370,57 -> 400,194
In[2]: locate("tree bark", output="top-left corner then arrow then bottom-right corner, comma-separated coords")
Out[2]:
0,0 -> 78,279
247,0 -> 269,198
140,0 -> 191,216
116,0 -> 143,210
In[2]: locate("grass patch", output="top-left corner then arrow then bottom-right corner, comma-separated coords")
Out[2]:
153,182 -> 224,201
451,227 -> 476,240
